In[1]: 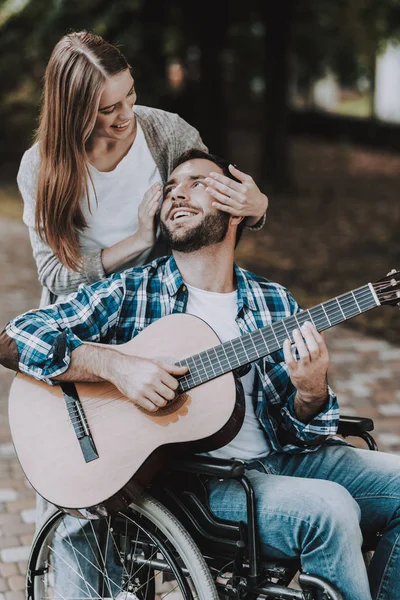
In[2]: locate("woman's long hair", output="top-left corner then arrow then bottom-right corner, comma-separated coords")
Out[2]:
35,31 -> 130,271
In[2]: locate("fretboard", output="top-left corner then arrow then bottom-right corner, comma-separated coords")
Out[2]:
177,283 -> 379,393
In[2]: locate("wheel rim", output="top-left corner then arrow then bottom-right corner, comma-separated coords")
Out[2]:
28,509 -> 203,600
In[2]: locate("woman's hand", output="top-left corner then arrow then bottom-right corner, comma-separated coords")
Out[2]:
137,182 -> 162,248
205,165 -> 268,226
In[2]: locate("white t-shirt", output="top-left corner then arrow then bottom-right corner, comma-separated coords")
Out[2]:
81,121 -> 162,263
185,283 -> 270,460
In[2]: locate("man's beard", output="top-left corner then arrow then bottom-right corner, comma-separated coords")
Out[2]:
160,211 -> 229,253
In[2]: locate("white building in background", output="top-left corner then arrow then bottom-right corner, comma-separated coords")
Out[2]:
374,42 -> 400,123
311,71 -> 339,112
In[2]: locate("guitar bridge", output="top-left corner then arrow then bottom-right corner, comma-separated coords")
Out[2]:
60,382 -> 99,463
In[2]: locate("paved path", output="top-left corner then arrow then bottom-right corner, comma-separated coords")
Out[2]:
0,216 -> 399,597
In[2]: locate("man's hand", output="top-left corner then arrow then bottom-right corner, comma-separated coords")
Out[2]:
205,165 -> 268,226
283,321 -> 329,422
109,353 -> 188,413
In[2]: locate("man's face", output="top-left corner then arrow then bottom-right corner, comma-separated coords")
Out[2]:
160,159 -> 230,252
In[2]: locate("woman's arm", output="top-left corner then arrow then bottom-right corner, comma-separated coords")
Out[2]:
18,149 -> 161,297
101,183 -> 161,274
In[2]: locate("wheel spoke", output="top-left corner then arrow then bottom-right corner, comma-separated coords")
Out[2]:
28,497 -> 217,600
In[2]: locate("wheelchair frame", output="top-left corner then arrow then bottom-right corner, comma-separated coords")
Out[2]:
27,415 -> 378,600
153,414 -> 377,599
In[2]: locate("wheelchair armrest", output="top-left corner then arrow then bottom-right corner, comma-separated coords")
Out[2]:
337,415 -> 374,437
171,455 -> 245,479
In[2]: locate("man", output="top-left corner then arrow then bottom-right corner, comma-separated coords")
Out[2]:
1,149 -> 400,600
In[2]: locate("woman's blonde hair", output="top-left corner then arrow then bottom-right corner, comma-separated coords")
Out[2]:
35,31 -> 130,270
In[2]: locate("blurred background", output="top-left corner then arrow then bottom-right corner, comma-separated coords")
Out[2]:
0,0 -> 399,342
0,1 -> 399,576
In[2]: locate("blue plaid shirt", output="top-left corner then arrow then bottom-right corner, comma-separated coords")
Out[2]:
7,255 -> 339,454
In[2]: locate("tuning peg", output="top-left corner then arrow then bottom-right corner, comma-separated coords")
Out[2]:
387,269 -> 398,275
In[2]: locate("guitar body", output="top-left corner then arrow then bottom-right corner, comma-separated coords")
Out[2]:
8,314 -> 244,513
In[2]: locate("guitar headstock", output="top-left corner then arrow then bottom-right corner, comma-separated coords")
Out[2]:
372,270 -> 400,307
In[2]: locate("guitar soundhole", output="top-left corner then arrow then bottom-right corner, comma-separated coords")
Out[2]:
140,393 -> 189,417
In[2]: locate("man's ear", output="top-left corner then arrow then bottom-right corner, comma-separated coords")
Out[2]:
230,215 -> 245,226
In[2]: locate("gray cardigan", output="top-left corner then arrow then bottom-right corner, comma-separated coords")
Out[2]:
17,106 -> 208,306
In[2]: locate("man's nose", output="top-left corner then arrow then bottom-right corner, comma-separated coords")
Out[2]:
171,186 -> 189,202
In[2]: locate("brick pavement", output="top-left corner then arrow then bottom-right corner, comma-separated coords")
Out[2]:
0,216 -> 399,595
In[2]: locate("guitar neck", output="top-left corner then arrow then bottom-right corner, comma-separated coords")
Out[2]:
177,283 -> 380,392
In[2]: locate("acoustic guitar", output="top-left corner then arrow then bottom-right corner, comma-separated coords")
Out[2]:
8,270 -> 400,514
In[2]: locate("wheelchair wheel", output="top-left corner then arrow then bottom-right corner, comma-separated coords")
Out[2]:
27,492 -> 218,600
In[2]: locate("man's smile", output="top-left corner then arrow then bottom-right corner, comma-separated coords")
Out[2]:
169,207 -> 200,221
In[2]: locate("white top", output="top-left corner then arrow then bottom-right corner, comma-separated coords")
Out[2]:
185,283 -> 270,460
82,121 -> 162,257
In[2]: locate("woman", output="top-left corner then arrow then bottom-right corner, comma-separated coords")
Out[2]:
17,30 -> 268,306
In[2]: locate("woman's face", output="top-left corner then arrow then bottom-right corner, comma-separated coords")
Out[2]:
91,69 -> 137,141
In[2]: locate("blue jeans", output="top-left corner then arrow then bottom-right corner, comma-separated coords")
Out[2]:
207,445 -> 400,600
53,517 -> 122,598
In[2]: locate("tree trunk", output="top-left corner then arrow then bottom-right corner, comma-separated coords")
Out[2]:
181,0 -> 230,155
258,0 -> 295,191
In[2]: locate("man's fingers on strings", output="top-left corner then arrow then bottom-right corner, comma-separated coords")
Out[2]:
135,396 -> 160,412
300,322 -> 320,359
283,338 -> 295,366
155,382 -> 175,402
292,328 -> 310,361
161,362 -> 188,375
147,390 -> 168,409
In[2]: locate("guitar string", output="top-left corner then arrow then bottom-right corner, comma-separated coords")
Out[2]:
68,288 -> 377,432
68,288 -> 377,429
178,287 -> 377,387
69,287 -> 376,428
73,285 -> 377,414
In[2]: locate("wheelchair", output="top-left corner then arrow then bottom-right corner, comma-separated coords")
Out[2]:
27,415 -> 378,600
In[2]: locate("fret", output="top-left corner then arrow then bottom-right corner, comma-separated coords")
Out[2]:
320,303 -> 332,327
197,351 -> 210,379
176,283 -> 380,394
199,349 -> 218,378
339,293 -> 361,320
231,337 -> 252,364
309,304 -> 330,331
323,298 -> 345,325
293,313 -> 303,330
269,323 -> 280,347
272,321 -> 290,346
281,319 -> 291,340
227,340 -> 241,369
295,311 -> 309,327
354,285 -> 377,310
284,315 -> 300,337
261,328 -> 280,353
218,343 -> 233,370
306,309 -> 316,327
208,347 -> 224,376
250,329 -> 269,356
351,291 -> 362,313
185,356 -> 203,385
242,335 -> 260,361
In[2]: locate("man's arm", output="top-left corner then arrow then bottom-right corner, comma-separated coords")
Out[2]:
2,273 -> 130,383
53,344 -> 187,412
